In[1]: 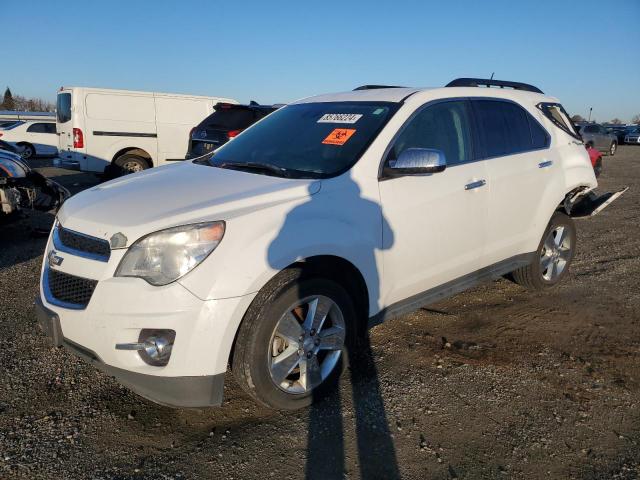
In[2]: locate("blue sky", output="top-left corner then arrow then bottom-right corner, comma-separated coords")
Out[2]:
3,0 -> 639,122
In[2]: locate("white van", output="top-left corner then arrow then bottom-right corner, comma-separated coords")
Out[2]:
56,87 -> 236,173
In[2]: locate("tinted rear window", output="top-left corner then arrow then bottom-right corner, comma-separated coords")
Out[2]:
57,93 -> 72,123
473,100 -> 550,158
200,108 -> 257,131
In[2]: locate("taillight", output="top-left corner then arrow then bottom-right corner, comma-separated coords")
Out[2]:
227,129 -> 242,138
73,128 -> 84,148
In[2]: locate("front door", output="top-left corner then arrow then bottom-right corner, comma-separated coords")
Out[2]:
378,100 -> 488,307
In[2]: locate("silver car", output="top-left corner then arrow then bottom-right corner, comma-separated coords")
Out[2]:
578,123 -> 618,155
624,126 -> 640,145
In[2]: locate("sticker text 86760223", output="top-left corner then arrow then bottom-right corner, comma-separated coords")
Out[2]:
322,128 -> 356,146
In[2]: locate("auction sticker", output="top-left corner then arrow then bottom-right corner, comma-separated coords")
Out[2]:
322,128 -> 356,145
317,113 -> 362,124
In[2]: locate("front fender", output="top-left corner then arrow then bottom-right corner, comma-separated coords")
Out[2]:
179,183 -> 384,314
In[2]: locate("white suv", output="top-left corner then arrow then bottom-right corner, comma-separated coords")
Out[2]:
36,78 -> 624,410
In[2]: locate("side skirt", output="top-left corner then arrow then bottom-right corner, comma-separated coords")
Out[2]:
368,252 -> 535,328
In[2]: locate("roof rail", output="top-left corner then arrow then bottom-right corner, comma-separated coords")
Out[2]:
353,85 -> 404,91
445,78 -> 544,94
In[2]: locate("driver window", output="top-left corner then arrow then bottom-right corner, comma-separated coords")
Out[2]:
388,100 -> 472,166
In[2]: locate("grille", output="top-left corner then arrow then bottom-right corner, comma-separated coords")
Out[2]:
47,268 -> 98,308
57,225 -> 111,260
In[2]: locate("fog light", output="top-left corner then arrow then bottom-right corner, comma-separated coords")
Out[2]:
138,329 -> 175,366
115,329 -> 176,366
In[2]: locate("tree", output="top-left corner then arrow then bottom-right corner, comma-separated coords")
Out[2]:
2,87 -> 15,110
633,114 -> 640,125
571,114 -> 585,122
609,118 -> 623,125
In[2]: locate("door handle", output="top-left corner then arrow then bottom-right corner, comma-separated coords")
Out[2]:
465,179 -> 486,190
538,160 -> 553,168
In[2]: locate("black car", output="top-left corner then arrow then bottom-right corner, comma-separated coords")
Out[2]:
185,102 -> 281,159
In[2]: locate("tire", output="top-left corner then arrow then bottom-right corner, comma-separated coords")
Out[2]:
19,143 -> 35,160
113,154 -> 149,175
232,268 -> 356,410
608,142 -> 617,156
511,212 -> 576,290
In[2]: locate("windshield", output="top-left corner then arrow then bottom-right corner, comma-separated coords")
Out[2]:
57,93 -> 72,123
198,102 -> 398,178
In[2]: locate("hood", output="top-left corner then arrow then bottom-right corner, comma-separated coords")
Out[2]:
58,161 -> 320,244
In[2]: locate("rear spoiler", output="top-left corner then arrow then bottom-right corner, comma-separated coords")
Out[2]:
564,186 -> 629,218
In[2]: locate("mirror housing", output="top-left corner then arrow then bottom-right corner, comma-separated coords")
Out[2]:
385,148 -> 447,177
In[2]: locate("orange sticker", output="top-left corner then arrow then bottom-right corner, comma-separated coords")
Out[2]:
322,128 -> 356,146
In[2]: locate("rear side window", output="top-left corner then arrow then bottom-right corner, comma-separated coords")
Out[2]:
27,122 -> 55,133
57,93 -> 72,123
537,102 -> 580,139
473,100 -> 550,158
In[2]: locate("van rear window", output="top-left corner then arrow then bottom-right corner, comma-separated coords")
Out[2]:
57,93 -> 72,123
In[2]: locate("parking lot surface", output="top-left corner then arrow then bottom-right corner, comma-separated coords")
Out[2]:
1,149 -> 639,479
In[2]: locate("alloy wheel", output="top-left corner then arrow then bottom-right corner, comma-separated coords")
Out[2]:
540,225 -> 572,281
268,295 -> 345,394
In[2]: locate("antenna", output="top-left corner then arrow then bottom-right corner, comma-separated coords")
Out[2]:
490,72 -> 495,80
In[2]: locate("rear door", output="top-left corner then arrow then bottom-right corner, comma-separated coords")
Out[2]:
473,99 -> 555,266
56,90 -> 74,156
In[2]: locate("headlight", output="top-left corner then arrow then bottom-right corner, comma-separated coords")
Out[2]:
115,221 -> 225,286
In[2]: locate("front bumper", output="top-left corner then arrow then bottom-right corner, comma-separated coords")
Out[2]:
35,296 -> 225,407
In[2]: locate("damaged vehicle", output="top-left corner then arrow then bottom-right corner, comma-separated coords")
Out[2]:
36,78 -> 626,410
0,150 -> 69,223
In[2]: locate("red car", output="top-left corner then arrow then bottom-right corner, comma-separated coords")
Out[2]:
586,141 -> 602,177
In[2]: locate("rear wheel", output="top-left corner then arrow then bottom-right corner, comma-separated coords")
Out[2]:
113,154 -> 149,175
19,143 -> 35,160
232,269 -> 355,410
511,212 -> 576,290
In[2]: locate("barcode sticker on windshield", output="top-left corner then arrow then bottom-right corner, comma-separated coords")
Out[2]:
317,113 -> 363,124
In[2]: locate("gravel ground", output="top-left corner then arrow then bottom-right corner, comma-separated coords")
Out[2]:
1,149 -> 639,479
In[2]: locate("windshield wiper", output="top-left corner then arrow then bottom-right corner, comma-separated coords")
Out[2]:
218,161 -> 292,178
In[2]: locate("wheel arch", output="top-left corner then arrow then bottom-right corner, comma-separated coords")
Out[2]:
112,147 -> 153,168
226,254 -> 371,367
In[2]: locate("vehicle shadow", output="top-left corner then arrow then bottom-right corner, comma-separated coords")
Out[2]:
267,174 -> 400,479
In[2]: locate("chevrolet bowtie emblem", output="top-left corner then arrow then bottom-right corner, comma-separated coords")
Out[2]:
48,250 -> 64,267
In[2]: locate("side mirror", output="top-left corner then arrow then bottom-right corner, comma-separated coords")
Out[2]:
386,148 -> 447,177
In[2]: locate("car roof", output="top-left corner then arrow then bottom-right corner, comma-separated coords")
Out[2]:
294,86 -> 555,105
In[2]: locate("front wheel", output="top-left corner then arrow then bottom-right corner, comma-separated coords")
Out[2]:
232,270 -> 355,410
511,212 -> 576,290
